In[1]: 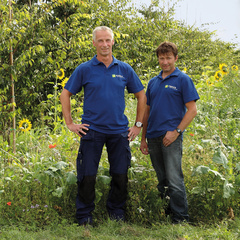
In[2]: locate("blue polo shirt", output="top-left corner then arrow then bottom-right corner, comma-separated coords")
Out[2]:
64,55 -> 144,134
146,68 -> 199,139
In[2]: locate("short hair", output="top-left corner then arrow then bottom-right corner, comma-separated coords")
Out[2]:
155,41 -> 178,58
92,26 -> 114,41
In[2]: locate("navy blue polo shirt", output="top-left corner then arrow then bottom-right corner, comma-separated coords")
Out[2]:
64,55 -> 144,134
146,68 -> 199,139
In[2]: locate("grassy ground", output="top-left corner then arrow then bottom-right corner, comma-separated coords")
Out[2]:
1,218 -> 240,240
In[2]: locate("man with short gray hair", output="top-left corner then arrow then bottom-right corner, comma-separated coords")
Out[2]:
60,26 -> 146,225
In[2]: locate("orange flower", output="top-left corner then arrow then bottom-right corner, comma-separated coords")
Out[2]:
49,144 -> 56,149
190,133 -> 194,137
7,202 -> 11,206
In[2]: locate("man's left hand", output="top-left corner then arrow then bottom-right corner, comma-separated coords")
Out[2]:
163,130 -> 179,147
128,126 -> 141,141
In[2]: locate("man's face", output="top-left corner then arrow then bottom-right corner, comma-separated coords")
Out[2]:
158,52 -> 178,74
93,30 -> 114,57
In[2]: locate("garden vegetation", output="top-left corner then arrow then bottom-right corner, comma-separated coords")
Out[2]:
1,0 -> 240,239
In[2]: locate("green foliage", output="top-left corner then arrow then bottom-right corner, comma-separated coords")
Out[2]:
1,0 -> 240,229
1,0 -> 239,134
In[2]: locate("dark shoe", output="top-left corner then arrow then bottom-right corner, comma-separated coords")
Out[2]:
172,219 -> 188,225
78,220 -> 92,227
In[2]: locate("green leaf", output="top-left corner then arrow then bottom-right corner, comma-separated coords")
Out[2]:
97,175 -> 111,185
194,165 -> 210,175
47,166 -> 59,172
4,177 -> 12,181
66,171 -> 77,185
55,161 -> 68,170
223,180 -> 235,198
47,94 -> 54,99
235,175 -> 240,186
212,148 -> 228,169
193,165 -> 225,180
52,187 -> 63,198
236,163 -> 240,171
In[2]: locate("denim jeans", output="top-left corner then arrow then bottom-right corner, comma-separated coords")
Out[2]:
76,129 -> 131,225
147,134 -> 189,222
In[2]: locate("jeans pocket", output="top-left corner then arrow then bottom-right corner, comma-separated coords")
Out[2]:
76,149 -> 84,182
126,146 -> 131,168
121,131 -> 129,138
81,129 -> 94,141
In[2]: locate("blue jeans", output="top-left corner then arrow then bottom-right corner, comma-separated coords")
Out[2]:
147,134 -> 189,222
76,129 -> 131,224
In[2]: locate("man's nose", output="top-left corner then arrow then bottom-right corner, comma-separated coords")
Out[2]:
102,40 -> 108,46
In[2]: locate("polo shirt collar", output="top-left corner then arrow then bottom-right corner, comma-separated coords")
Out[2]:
92,55 -> 119,66
158,67 -> 180,81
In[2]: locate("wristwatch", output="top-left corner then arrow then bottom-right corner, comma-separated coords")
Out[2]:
135,122 -> 143,128
176,128 -> 182,134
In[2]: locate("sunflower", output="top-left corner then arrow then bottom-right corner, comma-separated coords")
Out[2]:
206,79 -> 214,86
219,63 -> 228,75
231,65 -> 238,71
61,77 -> 69,89
19,118 -> 32,132
214,70 -> 223,81
56,68 -> 65,80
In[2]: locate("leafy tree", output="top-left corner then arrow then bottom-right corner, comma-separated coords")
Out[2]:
1,0 -> 239,142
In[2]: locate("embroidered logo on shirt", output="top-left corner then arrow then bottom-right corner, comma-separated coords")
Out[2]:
165,85 -> 177,90
112,74 -> 124,78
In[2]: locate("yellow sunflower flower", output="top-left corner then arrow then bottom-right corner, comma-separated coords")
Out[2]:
56,68 -> 65,80
61,77 -> 69,89
219,63 -> 228,75
19,118 -> 32,132
206,79 -> 214,86
214,70 -> 223,81
231,65 -> 238,71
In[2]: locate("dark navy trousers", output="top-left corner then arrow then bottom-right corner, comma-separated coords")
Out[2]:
76,129 -> 131,224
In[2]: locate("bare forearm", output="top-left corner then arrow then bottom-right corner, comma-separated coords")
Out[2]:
135,90 -> 147,123
141,105 -> 150,141
60,89 -> 73,125
177,102 -> 197,132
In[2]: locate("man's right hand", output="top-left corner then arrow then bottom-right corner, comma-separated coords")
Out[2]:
66,123 -> 90,137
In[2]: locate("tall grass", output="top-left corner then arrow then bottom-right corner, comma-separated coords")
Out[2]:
0,64 -> 240,231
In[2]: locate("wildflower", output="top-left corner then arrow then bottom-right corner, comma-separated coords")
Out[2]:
214,71 -> 223,81
49,144 -> 56,148
44,205 -> 48,208
35,204 -> 40,208
7,202 -> 11,206
183,67 -> 187,73
137,207 -> 145,213
31,205 -> 35,209
19,118 -> 32,132
56,68 -> 65,79
61,77 -> 69,89
231,65 -> 238,71
219,63 -> 228,75
190,133 -> 194,136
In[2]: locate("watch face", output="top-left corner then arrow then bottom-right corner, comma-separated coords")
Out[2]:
136,122 -> 142,127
